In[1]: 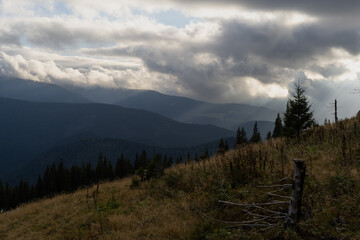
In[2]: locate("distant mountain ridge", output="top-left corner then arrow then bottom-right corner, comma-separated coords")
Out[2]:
67,86 -> 278,130
0,77 -> 278,131
0,97 -> 233,183
0,77 -> 90,103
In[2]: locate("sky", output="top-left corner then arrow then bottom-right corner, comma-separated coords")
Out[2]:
0,0 -> 360,121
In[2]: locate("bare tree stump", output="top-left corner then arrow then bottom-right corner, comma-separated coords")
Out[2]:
286,159 -> 306,227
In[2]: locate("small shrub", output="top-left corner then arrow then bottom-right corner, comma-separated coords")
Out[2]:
130,177 -> 140,189
97,198 -> 120,212
164,172 -> 183,190
327,174 -> 355,197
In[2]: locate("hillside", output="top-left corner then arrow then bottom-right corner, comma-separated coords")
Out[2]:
1,114 -> 360,239
0,97 -> 233,183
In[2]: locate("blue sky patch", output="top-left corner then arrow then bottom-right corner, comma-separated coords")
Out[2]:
134,9 -> 199,28
54,1 -> 72,15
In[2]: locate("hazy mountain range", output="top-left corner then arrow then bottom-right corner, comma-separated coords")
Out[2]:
0,97 -> 232,182
0,77 -> 277,183
67,85 -> 278,131
0,77 -> 278,130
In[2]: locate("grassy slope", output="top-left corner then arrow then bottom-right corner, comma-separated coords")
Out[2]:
1,114 -> 360,240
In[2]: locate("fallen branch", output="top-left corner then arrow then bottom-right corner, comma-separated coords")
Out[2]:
251,204 -> 287,216
257,184 -> 292,188
201,210 -> 285,227
241,209 -> 269,218
279,177 -> 292,182
267,186 -> 288,194
219,200 -> 289,207
267,192 -> 292,200
226,222 -> 280,228
201,212 -> 247,224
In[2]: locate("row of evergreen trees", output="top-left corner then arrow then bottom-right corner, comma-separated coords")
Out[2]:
234,121 -> 263,147
0,151 -> 181,211
233,82 -> 315,148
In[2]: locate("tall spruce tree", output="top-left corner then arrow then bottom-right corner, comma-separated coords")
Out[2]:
250,121 -> 261,143
217,138 -> 225,155
200,148 -> 210,160
272,113 -> 283,138
224,141 -> 229,152
283,82 -> 314,138
235,127 -> 248,146
266,131 -> 272,140
0,179 -> 4,210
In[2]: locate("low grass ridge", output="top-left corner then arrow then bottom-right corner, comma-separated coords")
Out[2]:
1,114 -> 360,239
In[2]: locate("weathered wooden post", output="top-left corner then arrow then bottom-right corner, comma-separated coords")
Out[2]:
286,159 -> 306,227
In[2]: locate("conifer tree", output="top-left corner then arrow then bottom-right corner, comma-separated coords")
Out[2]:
115,155 -> 124,178
217,138 -> 225,155
153,153 -> 164,177
224,141 -> 229,152
236,127 -> 248,145
250,122 -> 261,143
56,160 -> 67,192
272,113 -> 283,138
176,156 -> 183,165
125,158 -> 134,175
236,127 -> 241,144
95,155 -> 107,181
186,152 -> 191,164
139,150 -> 148,169
85,163 -> 94,185
107,161 -> 114,181
168,155 -> 173,167
200,148 -> 210,160
0,179 -> 4,210
162,154 -> 168,168
4,182 -> 11,209
169,155 -> 174,166
266,131 -> 272,140
35,174 -> 44,198
283,82 -> 315,138
134,152 -> 140,170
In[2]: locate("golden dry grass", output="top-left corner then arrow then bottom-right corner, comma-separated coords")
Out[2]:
0,177 -> 200,240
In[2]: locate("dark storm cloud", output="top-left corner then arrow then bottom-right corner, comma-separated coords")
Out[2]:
216,20 -> 360,67
309,64 -> 348,78
237,0 -> 360,16
175,0 -> 360,17
80,11 -> 360,103
2,18 -> 179,51
0,31 -> 21,46
92,17 -> 360,87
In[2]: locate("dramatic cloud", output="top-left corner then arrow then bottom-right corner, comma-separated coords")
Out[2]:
0,0 -> 360,120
